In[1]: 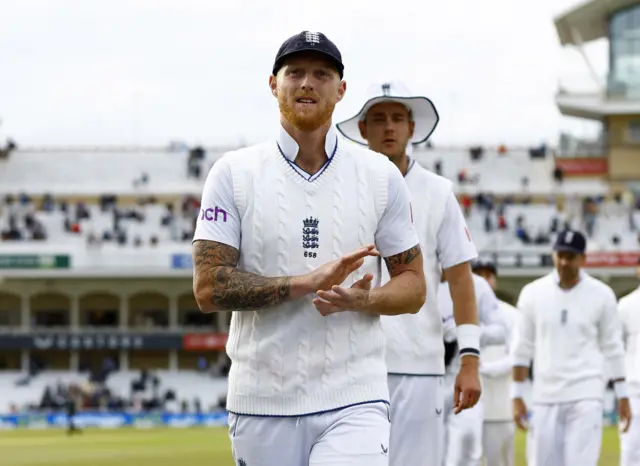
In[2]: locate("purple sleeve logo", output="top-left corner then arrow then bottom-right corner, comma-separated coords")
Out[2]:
200,206 -> 228,222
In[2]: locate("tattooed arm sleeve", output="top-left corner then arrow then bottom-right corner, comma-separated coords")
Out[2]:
360,244 -> 426,316
192,240 -> 308,313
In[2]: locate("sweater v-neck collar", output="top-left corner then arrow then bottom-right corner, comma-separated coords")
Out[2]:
275,125 -> 341,192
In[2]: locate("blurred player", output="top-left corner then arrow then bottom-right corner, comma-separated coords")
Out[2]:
511,229 -> 631,466
66,386 -> 82,436
618,259 -> 640,466
192,32 -> 427,466
337,80 -> 482,466
439,271 -> 507,466
472,260 -> 518,466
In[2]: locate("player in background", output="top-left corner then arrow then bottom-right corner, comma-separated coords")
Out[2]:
439,271 -> 508,466
618,258 -> 640,466
471,260 -> 518,466
337,81 -> 482,466
511,229 -> 631,466
192,31 -> 427,466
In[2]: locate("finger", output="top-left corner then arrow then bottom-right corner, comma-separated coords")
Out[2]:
351,273 -> 374,290
453,385 -> 461,411
515,415 -> 528,432
312,298 -> 341,316
455,389 -> 475,414
331,286 -> 357,299
344,258 -> 366,276
317,289 -> 343,301
341,245 -> 379,264
622,415 -> 631,433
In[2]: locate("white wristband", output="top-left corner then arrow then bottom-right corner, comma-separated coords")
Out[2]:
457,324 -> 480,358
614,381 -> 629,399
511,381 -> 525,399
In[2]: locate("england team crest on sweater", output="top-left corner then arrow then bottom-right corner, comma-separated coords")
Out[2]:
302,216 -> 319,258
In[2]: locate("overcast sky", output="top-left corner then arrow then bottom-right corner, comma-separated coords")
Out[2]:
0,0 -> 608,148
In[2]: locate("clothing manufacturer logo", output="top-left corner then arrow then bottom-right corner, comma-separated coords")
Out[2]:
302,217 -> 319,257
238,459 -> 247,466
305,31 -> 320,44
381,444 -> 388,455
381,83 -> 391,96
200,206 -> 228,222
436,408 -> 443,416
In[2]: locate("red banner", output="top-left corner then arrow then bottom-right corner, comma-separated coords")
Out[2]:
584,252 -> 640,268
555,158 -> 608,176
182,333 -> 228,351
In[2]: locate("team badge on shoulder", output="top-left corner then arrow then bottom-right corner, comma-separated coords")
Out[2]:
302,216 -> 319,258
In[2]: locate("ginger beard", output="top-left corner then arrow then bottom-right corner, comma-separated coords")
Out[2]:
278,89 -> 336,132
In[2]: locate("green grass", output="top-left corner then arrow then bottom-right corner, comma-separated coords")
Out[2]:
0,426 -> 621,465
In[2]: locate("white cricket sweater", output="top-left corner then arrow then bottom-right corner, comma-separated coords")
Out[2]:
481,300 -> 518,421
618,286 -> 640,397
194,128 -> 419,416
512,271 -> 626,404
382,161 -> 477,375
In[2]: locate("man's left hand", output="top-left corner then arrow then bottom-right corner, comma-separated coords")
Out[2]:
313,273 -> 373,316
453,356 -> 482,414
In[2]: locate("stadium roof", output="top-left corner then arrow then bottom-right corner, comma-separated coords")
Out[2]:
555,0 -> 640,46
556,91 -> 640,118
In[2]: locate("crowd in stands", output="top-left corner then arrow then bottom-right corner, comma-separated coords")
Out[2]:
457,190 -> 640,248
7,354 -> 231,415
1,140 -> 639,250
0,193 -> 200,247
2,188 -> 639,249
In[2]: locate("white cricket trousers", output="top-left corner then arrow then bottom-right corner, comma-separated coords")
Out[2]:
228,402 -> 391,466
442,396 -> 484,466
621,396 -> 640,466
387,375 -> 444,466
482,421 -> 514,466
528,399 -> 603,466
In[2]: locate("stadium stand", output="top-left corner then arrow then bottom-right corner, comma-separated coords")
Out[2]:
1,144 -> 637,253
0,142 -> 638,430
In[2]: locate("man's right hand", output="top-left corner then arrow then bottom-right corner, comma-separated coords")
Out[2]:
513,398 -> 528,431
304,244 -> 379,293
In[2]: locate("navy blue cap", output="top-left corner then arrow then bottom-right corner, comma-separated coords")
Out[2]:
471,259 -> 497,276
272,31 -> 344,78
553,229 -> 587,254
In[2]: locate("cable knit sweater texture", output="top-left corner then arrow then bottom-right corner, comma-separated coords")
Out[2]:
224,141 -> 391,416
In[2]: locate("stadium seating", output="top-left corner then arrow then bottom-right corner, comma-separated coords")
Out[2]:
0,148 -> 223,196
0,145 -> 610,196
412,147 -> 610,196
1,145 -> 637,253
0,370 -> 228,414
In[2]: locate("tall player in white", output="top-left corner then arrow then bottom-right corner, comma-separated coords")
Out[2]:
618,259 -> 640,466
192,31 -> 429,466
439,271 -> 508,466
471,260 -> 518,466
511,229 -> 631,466
338,81 -> 483,466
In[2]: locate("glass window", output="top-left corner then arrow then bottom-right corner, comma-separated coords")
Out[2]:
609,5 -> 640,99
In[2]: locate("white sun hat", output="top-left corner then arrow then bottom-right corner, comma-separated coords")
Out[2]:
336,80 -> 439,146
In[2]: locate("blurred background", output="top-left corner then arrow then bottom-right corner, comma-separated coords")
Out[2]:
0,0 -> 639,464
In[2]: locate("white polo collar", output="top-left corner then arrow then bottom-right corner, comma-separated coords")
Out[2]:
277,124 -> 338,162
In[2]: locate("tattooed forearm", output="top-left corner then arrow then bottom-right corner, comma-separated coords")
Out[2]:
384,244 -> 422,277
192,240 -> 292,312
210,267 -> 291,311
